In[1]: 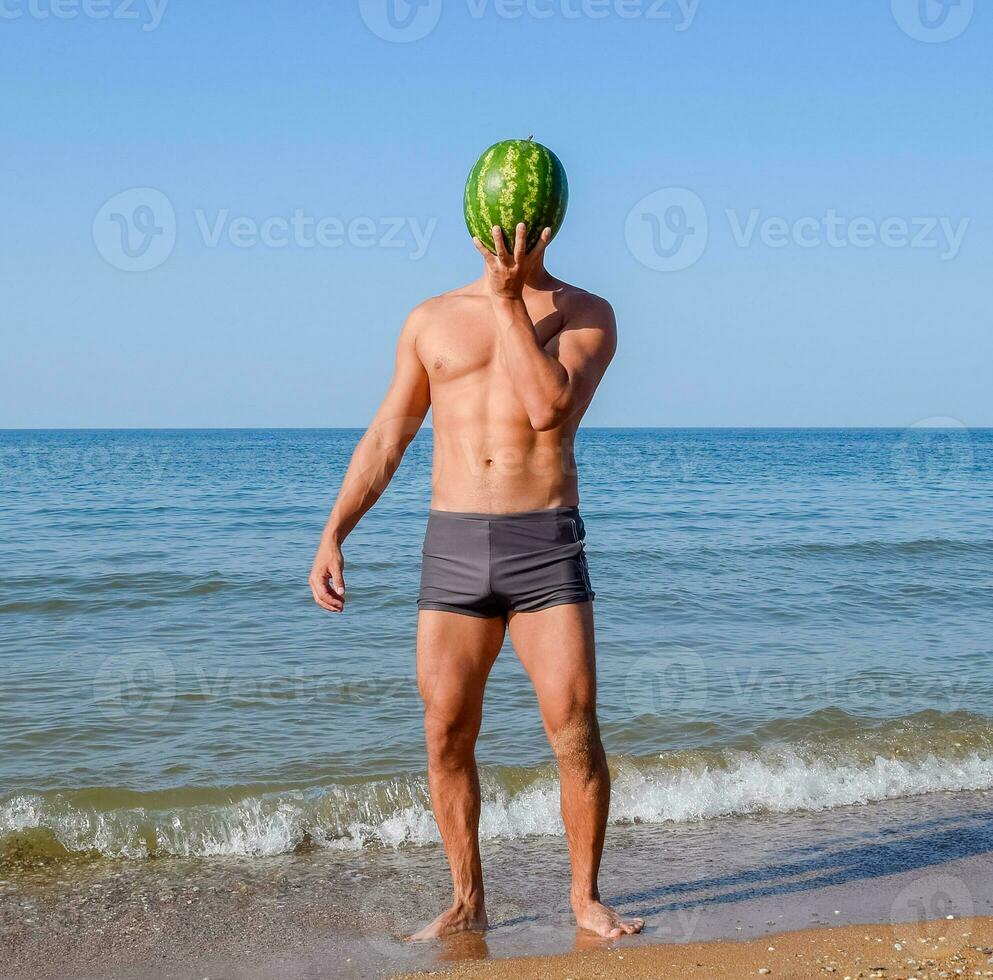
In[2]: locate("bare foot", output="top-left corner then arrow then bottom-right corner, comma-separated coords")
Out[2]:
408,902 -> 488,941
573,898 -> 644,939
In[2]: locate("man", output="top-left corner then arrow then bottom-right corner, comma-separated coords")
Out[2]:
309,221 -> 643,941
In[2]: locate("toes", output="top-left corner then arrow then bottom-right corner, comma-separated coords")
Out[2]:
575,903 -> 645,940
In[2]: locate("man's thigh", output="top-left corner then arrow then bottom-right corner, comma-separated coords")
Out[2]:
416,610 -> 505,724
506,602 -> 597,730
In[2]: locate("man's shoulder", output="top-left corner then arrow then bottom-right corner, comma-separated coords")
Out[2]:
397,285 -> 487,361
405,283 -> 486,326
553,283 -> 616,342
555,282 -> 614,320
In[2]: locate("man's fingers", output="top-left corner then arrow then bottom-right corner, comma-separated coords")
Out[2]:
312,591 -> 342,613
310,573 -> 342,603
529,226 -> 552,262
473,237 -> 499,269
491,225 -> 509,261
309,577 -> 343,612
328,563 -> 346,597
513,221 -> 527,262
309,569 -> 344,612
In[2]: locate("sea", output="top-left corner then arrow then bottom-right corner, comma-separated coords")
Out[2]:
2,427 -> 992,976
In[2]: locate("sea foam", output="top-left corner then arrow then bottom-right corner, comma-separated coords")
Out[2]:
5,741 -> 993,861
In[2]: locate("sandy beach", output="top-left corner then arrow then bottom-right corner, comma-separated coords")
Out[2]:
393,916 -> 993,980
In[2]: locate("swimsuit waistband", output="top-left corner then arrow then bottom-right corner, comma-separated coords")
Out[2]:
427,505 -> 580,522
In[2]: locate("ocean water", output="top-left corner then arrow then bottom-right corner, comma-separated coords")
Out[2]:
1,427 -> 992,866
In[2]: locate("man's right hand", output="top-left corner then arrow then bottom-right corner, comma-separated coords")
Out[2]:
473,222 -> 551,300
309,539 -> 346,613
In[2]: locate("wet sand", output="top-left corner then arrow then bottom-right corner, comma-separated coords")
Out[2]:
394,916 -> 993,980
2,789 -> 992,978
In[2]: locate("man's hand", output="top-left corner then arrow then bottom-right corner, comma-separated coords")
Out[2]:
309,539 -> 346,613
473,222 -> 551,300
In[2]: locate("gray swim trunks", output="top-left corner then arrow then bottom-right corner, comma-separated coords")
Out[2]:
418,506 -> 595,619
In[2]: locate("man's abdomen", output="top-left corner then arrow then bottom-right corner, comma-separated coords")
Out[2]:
429,423 -> 580,514
425,355 -> 586,513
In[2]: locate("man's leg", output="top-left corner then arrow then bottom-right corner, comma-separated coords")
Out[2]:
410,609 -> 505,940
507,602 -> 644,938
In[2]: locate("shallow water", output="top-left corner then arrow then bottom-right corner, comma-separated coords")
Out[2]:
4,789 -> 993,978
2,427 -> 992,861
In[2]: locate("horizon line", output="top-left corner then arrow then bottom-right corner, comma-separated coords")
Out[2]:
1,425 -> 987,433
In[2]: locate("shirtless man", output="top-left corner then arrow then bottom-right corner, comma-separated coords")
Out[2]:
309,222 -> 643,941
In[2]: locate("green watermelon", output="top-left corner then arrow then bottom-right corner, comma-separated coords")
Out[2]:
464,137 -> 569,254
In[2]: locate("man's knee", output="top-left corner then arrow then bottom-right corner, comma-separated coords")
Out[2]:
546,704 -> 603,773
423,709 -> 477,771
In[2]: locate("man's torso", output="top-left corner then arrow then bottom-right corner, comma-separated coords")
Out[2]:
414,279 -> 597,514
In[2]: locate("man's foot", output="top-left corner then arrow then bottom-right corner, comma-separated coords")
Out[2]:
409,902 -> 488,941
573,898 -> 644,938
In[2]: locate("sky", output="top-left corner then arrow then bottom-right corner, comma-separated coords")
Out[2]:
1,0 -> 990,428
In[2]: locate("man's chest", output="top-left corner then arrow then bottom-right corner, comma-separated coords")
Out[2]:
419,307 -> 564,384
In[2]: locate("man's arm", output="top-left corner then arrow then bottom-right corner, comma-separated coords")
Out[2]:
475,223 -> 616,431
494,291 -> 616,431
309,308 -> 430,613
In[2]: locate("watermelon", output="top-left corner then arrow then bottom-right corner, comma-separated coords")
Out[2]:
463,137 -> 569,254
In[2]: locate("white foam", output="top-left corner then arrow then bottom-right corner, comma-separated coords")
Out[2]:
5,747 -> 993,859
607,749 -> 993,824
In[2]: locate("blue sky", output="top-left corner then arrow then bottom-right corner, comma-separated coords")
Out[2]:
1,0 -> 989,427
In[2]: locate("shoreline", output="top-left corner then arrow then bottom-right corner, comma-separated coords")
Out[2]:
393,916 -> 993,980
2,788 -> 992,978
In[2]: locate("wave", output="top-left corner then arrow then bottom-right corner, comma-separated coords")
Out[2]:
5,714 -> 993,865
773,538 -> 993,559
0,571 -> 238,615
598,538 -> 993,570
